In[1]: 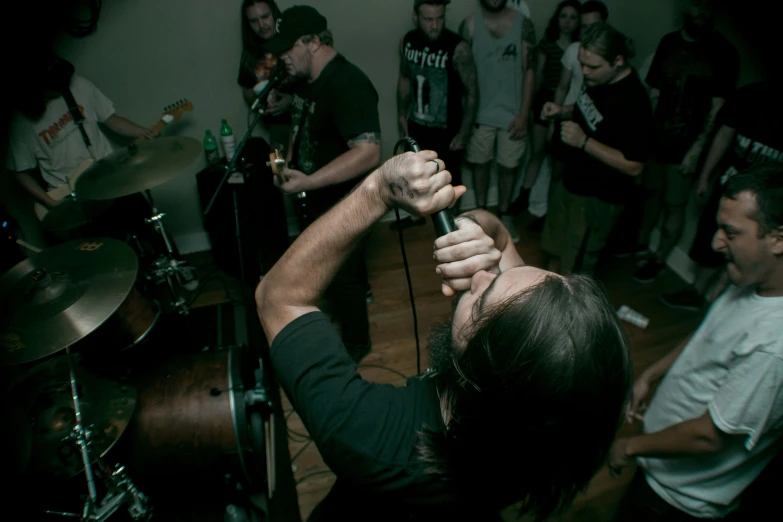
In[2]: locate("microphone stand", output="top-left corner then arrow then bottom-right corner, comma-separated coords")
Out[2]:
203,100 -> 269,347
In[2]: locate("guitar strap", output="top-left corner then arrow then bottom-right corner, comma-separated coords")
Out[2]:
60,87 -> 95,158
288,57 -> 342,171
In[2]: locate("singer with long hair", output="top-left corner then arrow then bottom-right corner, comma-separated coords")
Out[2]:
256,149 -> 634,521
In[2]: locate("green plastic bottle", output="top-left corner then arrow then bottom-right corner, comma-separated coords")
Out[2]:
203,129 -> 219,165
219,119 -> 237,160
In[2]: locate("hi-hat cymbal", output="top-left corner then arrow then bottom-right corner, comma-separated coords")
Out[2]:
0,238 -> 138,366
74,136 -> 202,200
10,355 -> 137,480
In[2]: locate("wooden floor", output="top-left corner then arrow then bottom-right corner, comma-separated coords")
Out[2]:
189,212 -> 706,521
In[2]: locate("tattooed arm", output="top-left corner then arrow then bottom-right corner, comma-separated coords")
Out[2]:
451,41 -> 478,151
458,14 -> 474,45
278,132 -> 383,194
508,18 -> 536,140
397,36 -> 412,137
258,151 -> 462,343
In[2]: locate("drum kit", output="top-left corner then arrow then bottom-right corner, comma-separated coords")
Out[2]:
2,137 -> 278,520
36,135 -> 204,316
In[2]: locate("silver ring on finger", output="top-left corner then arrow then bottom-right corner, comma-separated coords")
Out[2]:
431,159 -> 441,173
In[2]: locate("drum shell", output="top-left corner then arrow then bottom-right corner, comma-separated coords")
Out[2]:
127,346 -> 267,492
73,285 -> 160,359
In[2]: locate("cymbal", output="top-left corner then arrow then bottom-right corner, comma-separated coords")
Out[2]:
10,355 -> 137,480
74,136 -> 202,200
0,238 -> 138,366
41,197 -> 113,233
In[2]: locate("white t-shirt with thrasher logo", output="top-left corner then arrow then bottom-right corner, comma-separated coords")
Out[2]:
6,74 -> 116,188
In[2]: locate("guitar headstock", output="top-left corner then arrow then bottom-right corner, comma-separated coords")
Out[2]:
266,147 -> 287,184
160,99 -> 194,124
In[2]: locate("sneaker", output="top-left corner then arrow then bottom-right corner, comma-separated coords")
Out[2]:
614,244 -> 649,259
633,260 -> 666,283
500,214 -> 521,243
660,289 -> 705,311
390,216 -> 425,231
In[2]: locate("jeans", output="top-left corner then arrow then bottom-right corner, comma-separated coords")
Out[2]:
614,472 -> 740,522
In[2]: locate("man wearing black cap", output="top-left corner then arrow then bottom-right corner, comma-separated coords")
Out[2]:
394,0 -> 477,229
264,5 -> 381,362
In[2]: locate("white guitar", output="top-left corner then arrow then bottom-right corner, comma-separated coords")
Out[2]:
34,99 -> 195,222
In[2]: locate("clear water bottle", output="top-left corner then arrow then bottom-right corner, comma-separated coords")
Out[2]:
220,118 -> 237,161
203,129 -> 219,165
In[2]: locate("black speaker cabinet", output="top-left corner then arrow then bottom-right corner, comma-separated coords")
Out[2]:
197,138 -> 289,286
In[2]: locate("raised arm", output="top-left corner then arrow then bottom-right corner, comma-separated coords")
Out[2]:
257,151 -> 465,343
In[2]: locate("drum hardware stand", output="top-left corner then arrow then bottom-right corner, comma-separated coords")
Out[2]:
44,346 -> 151,521
142,190 -> 198,316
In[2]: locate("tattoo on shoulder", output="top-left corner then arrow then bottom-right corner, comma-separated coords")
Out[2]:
458,18 -> 471,43
522,17 -> 536,46
348,132 -> 382,147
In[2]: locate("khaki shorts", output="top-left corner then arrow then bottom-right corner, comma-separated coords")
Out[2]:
643,162 -> 695,207
465,124 -> 527,169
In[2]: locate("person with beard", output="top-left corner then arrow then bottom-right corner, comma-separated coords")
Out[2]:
610,165 -> 783,521
539,22 -> 652,276
264,5 -> 381,362
393,0 -> 478,229
459,0 -> 536,243
632,0 -> 740,284
256,149 -> 634,520
238,0 -> 293,151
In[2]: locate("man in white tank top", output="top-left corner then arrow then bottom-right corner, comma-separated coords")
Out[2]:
459,0 -> 535,244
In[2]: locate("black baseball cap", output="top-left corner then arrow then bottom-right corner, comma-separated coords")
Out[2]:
264,5 -> 328,55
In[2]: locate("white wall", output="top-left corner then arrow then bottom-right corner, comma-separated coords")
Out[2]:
57,0 -> 687,253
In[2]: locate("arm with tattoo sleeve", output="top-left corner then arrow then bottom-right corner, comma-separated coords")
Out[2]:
397,37 -> 411,137
451,41 -> 478,150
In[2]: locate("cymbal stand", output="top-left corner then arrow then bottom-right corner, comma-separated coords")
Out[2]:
142,190 -> 198,315
44,346 -> 151,521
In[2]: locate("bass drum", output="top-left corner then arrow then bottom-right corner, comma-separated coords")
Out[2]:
127,345 -> 271,495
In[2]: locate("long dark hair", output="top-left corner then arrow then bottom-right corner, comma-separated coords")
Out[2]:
241,0 -> 281,57
544,0 -> 582,43
417,275 -> 633,520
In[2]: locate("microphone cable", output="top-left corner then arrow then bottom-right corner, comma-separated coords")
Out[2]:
392,137 -> 424,375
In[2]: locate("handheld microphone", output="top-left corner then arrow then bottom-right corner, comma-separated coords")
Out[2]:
250,68 -> 287,112
406,139 -> 458,238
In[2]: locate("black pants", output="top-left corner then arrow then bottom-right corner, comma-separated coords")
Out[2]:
614,471 -> 740,522
408,121 -> 463,187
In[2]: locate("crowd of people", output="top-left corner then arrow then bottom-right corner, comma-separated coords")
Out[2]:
3,0 -> 781,521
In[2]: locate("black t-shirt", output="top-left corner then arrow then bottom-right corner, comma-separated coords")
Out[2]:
289,54 -> 381,212
237,48 -> 293,126
557,70 -> 652,205
715,81 -> 783,182
270,312 -> 499,521
402,28 -> 465,133
646,30 -> 739,163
